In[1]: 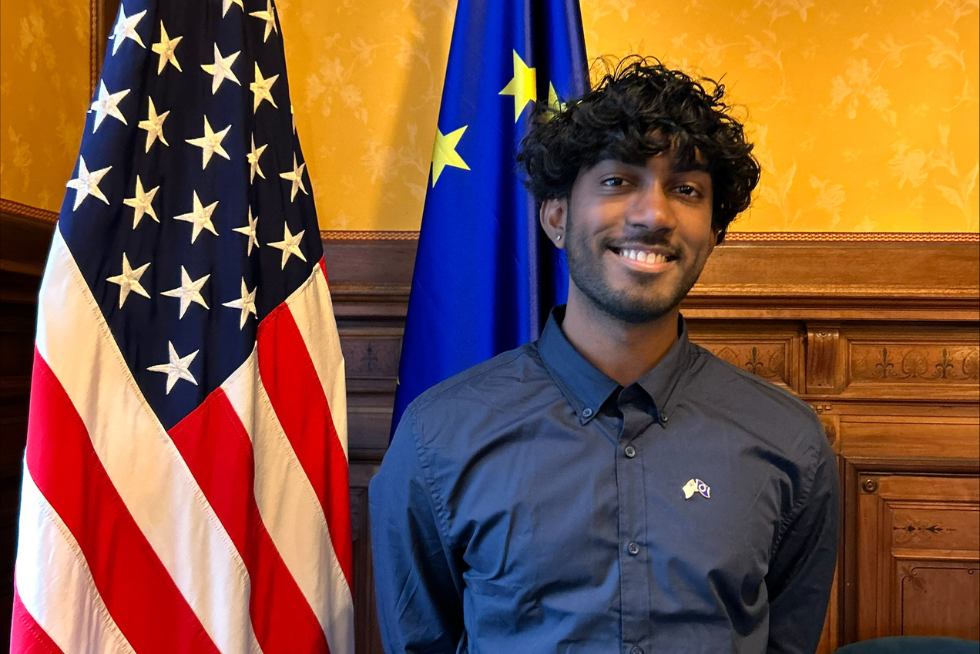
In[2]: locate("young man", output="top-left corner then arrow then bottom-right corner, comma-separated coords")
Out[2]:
370,57 -> 839,654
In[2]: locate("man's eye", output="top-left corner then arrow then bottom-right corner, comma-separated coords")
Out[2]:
601,177 -> 628,187
675,184 -> 699,196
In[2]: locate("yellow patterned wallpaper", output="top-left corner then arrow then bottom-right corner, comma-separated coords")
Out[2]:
276,0 -> 979,233
0,0 -> 90,213
1,0 -> 977,233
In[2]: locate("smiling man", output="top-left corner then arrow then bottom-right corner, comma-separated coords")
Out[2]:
370,57 -> 839,654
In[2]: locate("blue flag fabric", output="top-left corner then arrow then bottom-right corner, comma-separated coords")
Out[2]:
392,0 -> 589,433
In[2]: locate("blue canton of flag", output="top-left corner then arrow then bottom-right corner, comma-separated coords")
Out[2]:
12,0 -> 354,651
391,0 -> 589,433
63,0 -> 318,428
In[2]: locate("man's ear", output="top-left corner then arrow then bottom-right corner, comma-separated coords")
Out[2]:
540,198 -> 568,249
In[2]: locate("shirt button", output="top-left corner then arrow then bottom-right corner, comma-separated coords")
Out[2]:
631,647 -> 643,654
582,407 -> 593,418
660,412 -> 669,423
627,542 -> 640,556
624,445 -> 636,458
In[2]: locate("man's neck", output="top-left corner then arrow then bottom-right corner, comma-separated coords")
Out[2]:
561,295 -> 680,387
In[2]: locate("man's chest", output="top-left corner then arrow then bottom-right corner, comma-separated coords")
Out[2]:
440,411 -> 790,616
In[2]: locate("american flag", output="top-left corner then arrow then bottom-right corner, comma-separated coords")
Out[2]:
10,0 -> 353,652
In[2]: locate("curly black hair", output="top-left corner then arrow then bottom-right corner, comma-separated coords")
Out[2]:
517,56 -> 761,239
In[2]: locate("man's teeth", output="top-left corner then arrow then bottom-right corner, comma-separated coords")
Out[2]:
619,249 -> 669,264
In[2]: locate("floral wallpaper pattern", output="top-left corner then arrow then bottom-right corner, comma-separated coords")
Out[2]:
1,0 -> 977,232
0,0 -> 89,212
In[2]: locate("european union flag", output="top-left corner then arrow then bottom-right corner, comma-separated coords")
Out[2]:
392,0 -> 589,432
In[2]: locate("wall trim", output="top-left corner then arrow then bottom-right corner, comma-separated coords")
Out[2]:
0,199 -> 59,225
321,229 -> 979,243
320,230 -> 420,241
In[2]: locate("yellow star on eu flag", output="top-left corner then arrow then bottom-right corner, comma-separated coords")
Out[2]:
431,125 -> 470,187
499,50 -> 537,122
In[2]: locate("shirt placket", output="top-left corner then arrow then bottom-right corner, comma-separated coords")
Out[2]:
615,387 -> 655,654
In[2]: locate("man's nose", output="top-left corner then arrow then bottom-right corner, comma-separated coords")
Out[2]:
627,182 -> 675,231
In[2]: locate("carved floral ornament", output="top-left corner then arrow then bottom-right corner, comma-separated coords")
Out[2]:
851,345 -> 980,382
708,345 -> 787,383
892,520 -> 955,544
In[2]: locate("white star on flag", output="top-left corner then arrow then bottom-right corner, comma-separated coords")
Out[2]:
151,21 -> 182,74
109,5 -> 146,56
233,207 -> 260,255
269,223 -> 307,269
251,63 -> 279,112
175,191 -> 219,243
186,116 -> 231,169
222,0 -> 245,17
247,135 -> 267,183
223,278 -> 258,329
147,341 -> 199,394
249,0 -> 279,42
123,175 -> 160,228
201,44 -> 241,94
138,97 -> 170,152
279,154 -> 307,201
90,81 -> 130,132
66,157 -> 112,210
106,253 -> 151,308
161,266 -> 210,318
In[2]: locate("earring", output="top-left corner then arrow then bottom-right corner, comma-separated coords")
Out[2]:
556,234 -> 562,242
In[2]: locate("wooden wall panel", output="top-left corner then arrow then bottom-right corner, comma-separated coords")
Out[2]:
855,475 -> 979,640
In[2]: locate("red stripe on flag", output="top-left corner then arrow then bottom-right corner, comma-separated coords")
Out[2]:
25,350 -> 220,654
169,387 -> 330,654
11,588 -> 64,654
256,304 -> 353,590
318,257 -> 329,285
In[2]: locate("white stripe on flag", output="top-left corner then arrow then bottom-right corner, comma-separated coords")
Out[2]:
15,468 -> 137,654
286,267 -> 349,457
35,229 -> 260,654
222,349 -> 354,653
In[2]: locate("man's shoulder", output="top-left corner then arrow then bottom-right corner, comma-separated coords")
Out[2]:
409,342 -> 547,414
694,344 -> 826,447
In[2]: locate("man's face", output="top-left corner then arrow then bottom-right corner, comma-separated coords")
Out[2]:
561,151 -> 719,324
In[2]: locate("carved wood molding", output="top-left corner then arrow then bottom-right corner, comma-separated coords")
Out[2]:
0,199 -> 58,225
807,324 -> 843,394
851,345 -> 979,384
319,230 -> 980,243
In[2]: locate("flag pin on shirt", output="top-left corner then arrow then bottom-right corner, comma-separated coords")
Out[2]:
683,478 -> 711,499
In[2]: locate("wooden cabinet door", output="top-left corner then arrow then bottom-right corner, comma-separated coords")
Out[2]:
856,475 -> 979,640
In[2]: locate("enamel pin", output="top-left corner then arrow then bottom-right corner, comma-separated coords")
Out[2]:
683,478 -> 711,499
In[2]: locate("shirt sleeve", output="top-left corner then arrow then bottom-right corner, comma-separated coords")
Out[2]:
765,429 -> 840,654
369,406 -> 464,654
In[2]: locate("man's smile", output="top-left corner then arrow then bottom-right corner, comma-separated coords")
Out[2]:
607,244 -> 678,273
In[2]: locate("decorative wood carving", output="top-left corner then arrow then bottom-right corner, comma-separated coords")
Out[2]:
704,343 -> 789,384
851,345 -> 979,383
855,474 -> 979,640
807,324 -> 843,394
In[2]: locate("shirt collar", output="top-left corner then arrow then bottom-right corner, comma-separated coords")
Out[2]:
536,306 -> 693,424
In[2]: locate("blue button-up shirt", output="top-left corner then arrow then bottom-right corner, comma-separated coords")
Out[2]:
370,309 -> 839,654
